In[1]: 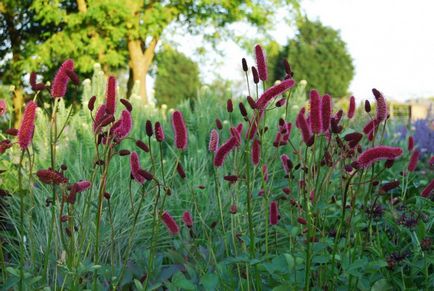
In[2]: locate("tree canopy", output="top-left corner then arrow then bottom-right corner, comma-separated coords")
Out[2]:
154,45 -> 200,108
274,17 -> 354,97
1,0 -> 300,106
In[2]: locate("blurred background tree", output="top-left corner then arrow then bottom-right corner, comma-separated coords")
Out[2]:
0,0 -> 300,112
0,0 -> 57,125
274,17 -> 354,97
154,45 -> 200,108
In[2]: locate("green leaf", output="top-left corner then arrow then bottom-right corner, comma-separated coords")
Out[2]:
273,285 -> 292,291
371,279 -> 392,291
200,273 -> 218,290
415,222 -> 426,241
171,272 -> 195,290
312,255 -> 330,264
346,257 -> 368,277
6,267 -> 20,277
134,279 -> 145,291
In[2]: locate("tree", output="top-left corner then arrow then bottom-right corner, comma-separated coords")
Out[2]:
274,17 -> 354,97
0,0 -> 55,125
154,46 -> 200,108
1,0 -> 300,106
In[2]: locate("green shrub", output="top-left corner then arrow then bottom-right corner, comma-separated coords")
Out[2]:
154,46 -> 201,108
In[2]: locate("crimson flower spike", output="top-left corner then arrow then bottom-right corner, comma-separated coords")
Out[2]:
176,162 -> 186,179
255,44 -> 268,81
182,211 -> 193,228
215,118 -> 223,130
120,98 -> 133,112
51,59 -> 74,98
29,72 -> 37,88
348,96 -> 356,119
213,136 -> 238,167
238,102 -> 248,117
321,94 -> 332,133
30,72 -> 45,91
36,169 -> 68,185
309,89 -> 322,134
283,59 -> 294,78
226,99 -> 233,113
93,104 -> 107,133
262,164 -> 269,182
145,120 -> 153,137
208,129 -> 219,152
408,136 -> 414,151
75,180 -> 91,192
407,150 -> 420,172
365,100 -> 371,113
155,122 -> 165,142
296,108 -> 312,145
251,66 -> 259,84
421,179 -> 434,198
251,139 -> 260,166
246,96 -> 256,109
88,96 -> 96,111
18,101 -> 37,149
269,201 -> 279,225
380,180 -> 400,193
162,211 -> 180,235
66,69 -> 80,85
136,140 -> 149,153
372,88 -> 387,122
130,151 -> 145,184
106,76 -> 116,115
171,111 -> 188,150
242,58 -> 248,72
112,110 -> 132,140
0,99 -> 6,116
356,146 -> 403,168
255,79 -> 295,110
280,154 -> 290,174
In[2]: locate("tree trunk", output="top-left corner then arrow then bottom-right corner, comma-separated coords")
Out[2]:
13,89 -> 24,128
127,37 -> 158,104
4,7 -> 24,126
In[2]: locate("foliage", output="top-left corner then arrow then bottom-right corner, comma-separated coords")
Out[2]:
1,0 -> 301,103
0,47 -> 433,291
274,17 -> 354,97
154,46 -> 201,108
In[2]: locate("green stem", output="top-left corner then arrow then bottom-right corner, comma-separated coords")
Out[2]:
42,98 -> 59,285
18,150 -> 25,291
116,184 -> 147,288
93,142 -> 113,290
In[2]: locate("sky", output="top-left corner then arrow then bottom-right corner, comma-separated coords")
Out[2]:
156,0 -> 434,102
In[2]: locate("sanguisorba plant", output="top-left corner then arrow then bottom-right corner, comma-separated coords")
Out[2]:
0,44 -> 432,290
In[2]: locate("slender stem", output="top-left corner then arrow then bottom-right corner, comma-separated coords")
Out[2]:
93,140 -> 113,290
18,150 -> 25,291
116,184 -> 147,288
42,98 -> 59,285
144,142 -> 167,289
330,170 -> 359,288
107,199 -> 116,277
213,164 -> 228,256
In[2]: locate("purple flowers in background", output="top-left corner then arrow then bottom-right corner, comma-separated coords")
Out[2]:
413,119 -> 433,156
